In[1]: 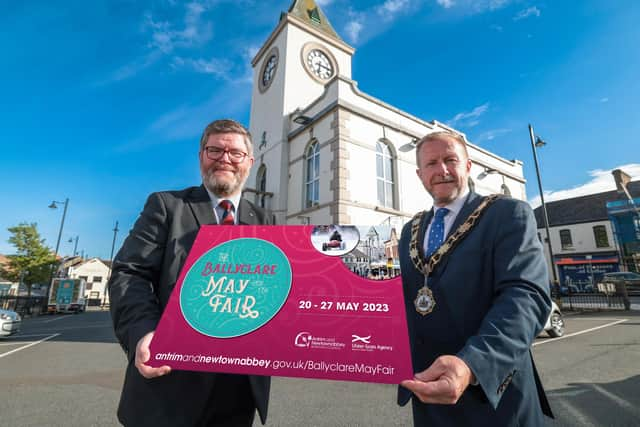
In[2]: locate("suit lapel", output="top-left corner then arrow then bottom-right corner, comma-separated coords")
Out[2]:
187,185 -> 218,227
238,199 -> 259,225
446,192 -> 483,239
431,192 -> 483,276
418,209 -> 433,259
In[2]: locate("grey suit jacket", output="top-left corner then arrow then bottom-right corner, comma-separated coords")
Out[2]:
397,192 -> 553,426
109,185 -> 274,426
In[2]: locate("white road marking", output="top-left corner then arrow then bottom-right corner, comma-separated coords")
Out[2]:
547,388 -> 589,398
0,333 -> 58,340
42,316 -> 68,323
534,319 -> 628,346
589,383 -> 640,416
554,398 -> 597,427
0,333 -> 60,359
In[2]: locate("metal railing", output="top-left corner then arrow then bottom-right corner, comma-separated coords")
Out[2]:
0,296 -> 47,316
558,282 -> 631,311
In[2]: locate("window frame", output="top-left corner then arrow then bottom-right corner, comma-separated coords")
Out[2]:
592,225 -> 609,248
304,140 -> 320,209
375,139 -> 395,209
559,229 -> 573,250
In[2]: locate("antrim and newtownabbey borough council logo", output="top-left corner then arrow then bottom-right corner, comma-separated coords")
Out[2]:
180,238 -> 292,338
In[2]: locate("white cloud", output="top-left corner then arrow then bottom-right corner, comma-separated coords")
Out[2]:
470,0 -> 510,13
343,0 -> 416,44
345,20 -> 364,43
513,6 -> 541,21
600,97 -> 609,103
117,81 -> 252,151
475,128 -> 512,142
144,2 -> 212,54
171,56 -> 233,78
377,0 -> 410,16
447,102 -> 490,128
433,0 -> 512,15
437,0 -> 455,8
529,164 -> 640,208
103,1 -> 214,83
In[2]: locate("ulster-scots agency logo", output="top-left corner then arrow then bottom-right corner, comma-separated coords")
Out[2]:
180,238 -> 292,338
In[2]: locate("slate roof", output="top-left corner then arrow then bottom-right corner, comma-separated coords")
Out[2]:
287,0 -> 342,41
533,180 -> 640,227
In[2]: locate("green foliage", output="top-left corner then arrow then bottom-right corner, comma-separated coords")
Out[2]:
0,223 -> 57,296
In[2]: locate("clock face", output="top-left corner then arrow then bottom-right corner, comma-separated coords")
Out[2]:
306,49 -> 334,80
262,54 -> 277,87
258,47 -> 279,93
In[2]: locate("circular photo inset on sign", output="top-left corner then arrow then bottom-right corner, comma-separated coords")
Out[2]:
310,225 -> 360,257
179,238 -> 292,338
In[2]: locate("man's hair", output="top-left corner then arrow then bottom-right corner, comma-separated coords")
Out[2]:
199,119 -> 253,156
415,131 -> 469,167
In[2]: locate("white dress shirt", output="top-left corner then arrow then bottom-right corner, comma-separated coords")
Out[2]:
423,189 -> 470,256
204,188 -> 242,225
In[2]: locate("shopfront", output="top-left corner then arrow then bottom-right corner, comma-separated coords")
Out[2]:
556,255 -> 619,290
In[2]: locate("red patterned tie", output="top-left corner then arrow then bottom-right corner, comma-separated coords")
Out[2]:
219,200 -> 235,225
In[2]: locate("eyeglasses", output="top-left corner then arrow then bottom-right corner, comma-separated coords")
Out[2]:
204,146 -> 249,163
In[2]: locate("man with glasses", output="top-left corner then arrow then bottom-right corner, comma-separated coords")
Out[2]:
109,119 -> 273,427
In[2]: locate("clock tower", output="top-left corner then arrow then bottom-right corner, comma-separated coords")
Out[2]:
247,0 -> 355,222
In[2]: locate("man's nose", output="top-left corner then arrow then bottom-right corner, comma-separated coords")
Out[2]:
217,151 -> 234,163
435,161 -> 449,175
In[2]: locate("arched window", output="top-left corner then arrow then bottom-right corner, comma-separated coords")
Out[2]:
305,141 -> 320,208
256,164 -> 267,208
376,140 -> 394,208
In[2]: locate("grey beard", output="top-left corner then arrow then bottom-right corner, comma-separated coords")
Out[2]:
202,169 -> 245,197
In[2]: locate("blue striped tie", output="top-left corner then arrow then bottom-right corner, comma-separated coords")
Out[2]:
426,208 -> 449,257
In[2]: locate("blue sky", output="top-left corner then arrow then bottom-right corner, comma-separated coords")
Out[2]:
1,0 -> 639,259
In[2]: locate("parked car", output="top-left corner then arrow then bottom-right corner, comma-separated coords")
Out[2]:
543,301 -> 564,338
0,308 -> 21,337
600,272 -> 640,295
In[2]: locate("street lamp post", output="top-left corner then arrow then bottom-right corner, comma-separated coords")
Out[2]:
48,198 -> 69,276
68,235 -> 79,256
104,221 -> 119,308
528,125 -> 562,299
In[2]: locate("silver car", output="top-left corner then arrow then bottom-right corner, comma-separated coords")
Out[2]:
0,308 -> 21,337
543,301 -> 564,338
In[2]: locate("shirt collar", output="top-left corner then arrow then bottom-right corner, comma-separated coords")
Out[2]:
205,187 -> 242,212
433,188 -> 469,218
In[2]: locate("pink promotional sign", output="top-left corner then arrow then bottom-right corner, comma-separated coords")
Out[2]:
149,225 -> 413,384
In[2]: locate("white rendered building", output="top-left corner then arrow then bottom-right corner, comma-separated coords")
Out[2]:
246,0 -> 526,227
68,258 -> 111,305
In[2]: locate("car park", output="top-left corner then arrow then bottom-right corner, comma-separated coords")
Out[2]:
543,301 -> 564,338
0,308 -> 21,337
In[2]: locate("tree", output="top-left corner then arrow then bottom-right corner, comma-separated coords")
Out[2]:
0,223 -> 56,297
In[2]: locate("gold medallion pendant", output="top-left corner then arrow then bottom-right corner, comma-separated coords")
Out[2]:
414,285 -> 436,316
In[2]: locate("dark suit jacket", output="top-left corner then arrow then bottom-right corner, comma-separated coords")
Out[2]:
398,192 -> 553,426
109,185 -> 274,426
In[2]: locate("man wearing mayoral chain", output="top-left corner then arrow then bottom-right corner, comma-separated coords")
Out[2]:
397,131 -> 554,426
